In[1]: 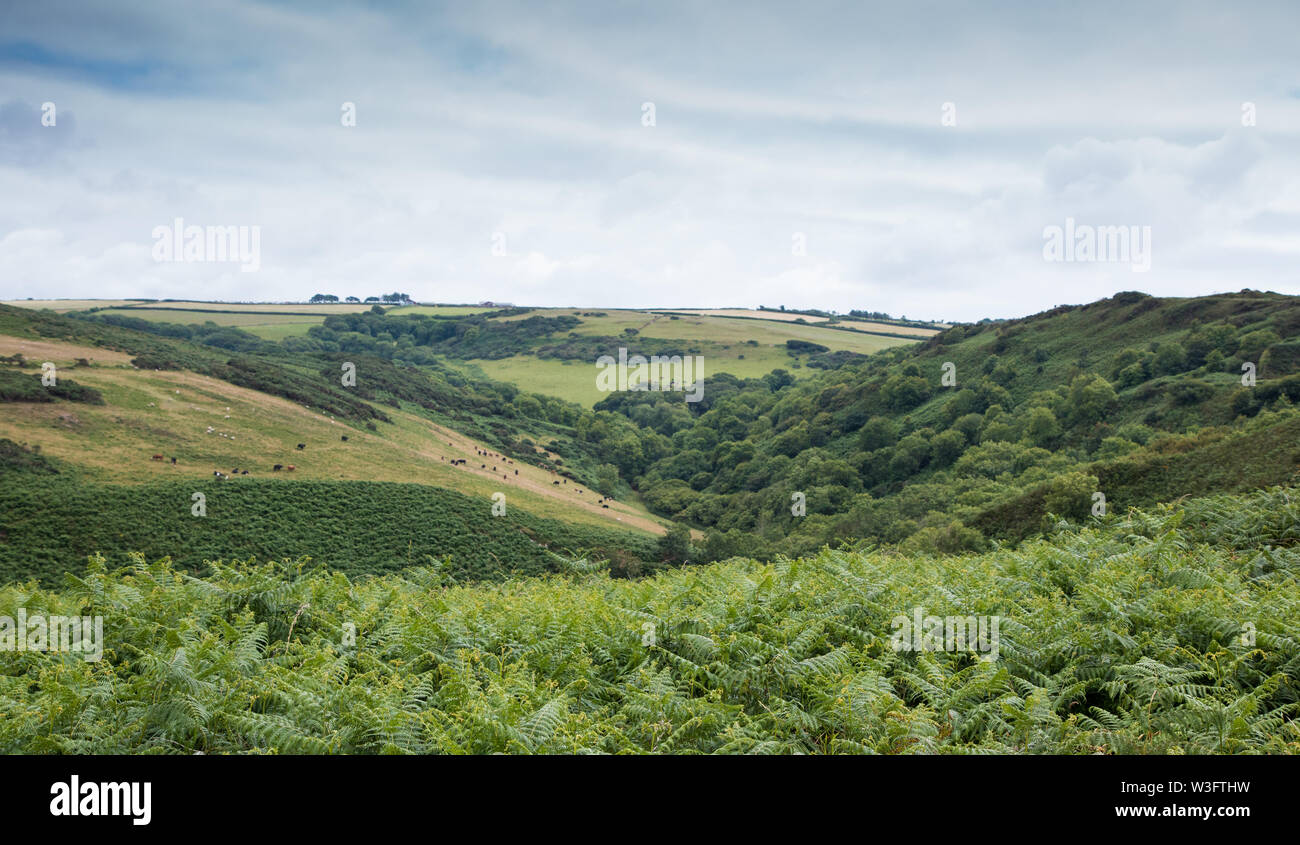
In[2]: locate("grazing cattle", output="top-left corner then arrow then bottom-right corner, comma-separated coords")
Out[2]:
151,454 -> 164,461
296,443 -> 305,450
273,464 -> 282,471
514,469 -> 518,475
553,480 -> 560,485
171,457 -> 177,465
480,464 -> 485,469
241,470 -> 249,475
602,504 -> 609,509
341,435 -> 348,441
286,465 -> 295,471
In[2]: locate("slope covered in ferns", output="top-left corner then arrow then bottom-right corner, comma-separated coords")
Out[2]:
1,484 -> 1296,754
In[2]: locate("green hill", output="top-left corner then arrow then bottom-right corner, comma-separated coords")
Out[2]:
4,289 -> 1300,578
613,290 -> 1300,558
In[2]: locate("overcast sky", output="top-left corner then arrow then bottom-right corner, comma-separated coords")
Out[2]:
1,1 -> 1298,321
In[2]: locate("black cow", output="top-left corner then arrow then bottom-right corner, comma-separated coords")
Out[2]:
296,443 -> 306,450
273,464 -> 283,471
341,435 -> 348,442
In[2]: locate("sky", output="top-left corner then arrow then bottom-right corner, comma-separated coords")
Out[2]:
1,0 -> 1298,322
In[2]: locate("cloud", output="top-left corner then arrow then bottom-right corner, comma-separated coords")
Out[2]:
1,1 -> 1298,319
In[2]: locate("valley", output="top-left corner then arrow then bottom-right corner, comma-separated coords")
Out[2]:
1,290 -> 1298,755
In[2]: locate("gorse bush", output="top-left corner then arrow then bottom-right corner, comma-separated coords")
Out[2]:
2,485 -> 1296,754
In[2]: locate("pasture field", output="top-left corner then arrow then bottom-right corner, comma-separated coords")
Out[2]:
1,299 -> 143,311
658,308 -> 940,338
99,301 -> 491,315
76,302 -> 496,339
457,343 -> 801,406
492,307 -> 915,351
0,335 -> 667,535
90,308 -> 327,339
561,309 -> 909,352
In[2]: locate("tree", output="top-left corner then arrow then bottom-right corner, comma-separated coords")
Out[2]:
657,524 -> 692,565
1067,374 -> 1118,427
1041,471 -> 1099,521
1152,342 -> 1186,376
883,373 -> 931,411
764,369 -> 794,392
859,416 -> 899,451
1023,406 -> 1061,447
930,429 -> 967,467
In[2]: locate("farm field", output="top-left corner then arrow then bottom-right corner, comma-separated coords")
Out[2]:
658,308 -> 940,338
89,308 -> 328,339
72,302 -> 496,339
467,309 -> 911,405
0,299 -> 144,312
570,310 -> 911,352
457,344 -> 800,406
493,307 -> 915,350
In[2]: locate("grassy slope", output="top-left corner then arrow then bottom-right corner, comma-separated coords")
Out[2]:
0,329 -> 668,540
2,484 -> 1295,753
